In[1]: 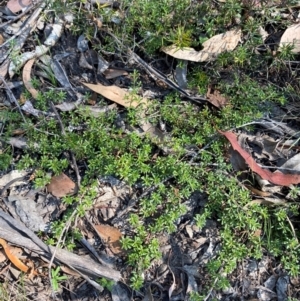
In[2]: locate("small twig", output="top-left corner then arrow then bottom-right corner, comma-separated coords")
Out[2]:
47,209 -> 77,296
50,102 -> 81,187
203,276 -> 219,301
286,215 -> 298,243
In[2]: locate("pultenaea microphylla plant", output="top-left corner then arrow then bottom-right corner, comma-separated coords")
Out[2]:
2,0 -> 299,295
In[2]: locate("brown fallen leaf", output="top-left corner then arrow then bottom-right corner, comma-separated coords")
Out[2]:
161,29 -> 242,62
220,130 -> 300,186
244,185 -> 271,197
279,24 -> 300,54
47,173 -> 78,198
60,265 -> 80,276
23,59 -> 39,99
7,0 -> 32,13
94,223 -> 123,255
103,68 -> 128,79
206,85 -> 229,108
82,82 -> 148,108
0,60 -> 9,80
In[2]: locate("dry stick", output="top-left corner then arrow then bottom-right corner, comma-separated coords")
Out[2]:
50,102 -> 81,187
0,75 -> 26,123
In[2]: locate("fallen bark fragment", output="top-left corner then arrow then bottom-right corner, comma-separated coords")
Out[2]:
219,130 -> 300,186
0,211 -> 121,282
0,238 -> 38,276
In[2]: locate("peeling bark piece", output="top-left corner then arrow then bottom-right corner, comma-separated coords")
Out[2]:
5,195 -> 48,232
0,170 -> 28,187
0,238 -> 38,276
220,130 -> 300,186
0,211 -> 121,281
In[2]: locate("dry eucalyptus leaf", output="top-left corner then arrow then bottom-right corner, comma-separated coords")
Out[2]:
0,34 -> 4,45
23,59 -> 39,99
7,137 -> 28,149
206,85 -> 229,108
94,223 -> 123,255
103,68 -> 128,79
82,82 -> 148,108
47,173 -> 77,198
0,60 -> 9,79
161,29 -> 241,62
279,24 -> 300,53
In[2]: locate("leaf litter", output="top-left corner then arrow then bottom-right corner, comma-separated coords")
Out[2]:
1,0 -> 300,300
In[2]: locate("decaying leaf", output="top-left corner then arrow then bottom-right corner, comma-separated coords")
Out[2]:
103,68 -> 128,79
23,59 -> 39,99
220,130 -> 300,186
82,82 -> 148,108
206,85 -> 229,108
50,57 -> 73,90
279,24 -> 300,53
161,29 -> 241,62
0,60 -> 9,80
6,0 -> 32,13
7,137 -> 28,149
55,98 -> 83,112
22,100 -> 42,117
47,173 -> 77,198
94,223 -> 122,255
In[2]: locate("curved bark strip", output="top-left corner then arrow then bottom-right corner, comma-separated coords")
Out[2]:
0,238 -> 38,275
219,130 -> 300,186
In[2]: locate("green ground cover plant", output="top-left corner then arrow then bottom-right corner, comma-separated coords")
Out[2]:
1,0 -> 300,298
